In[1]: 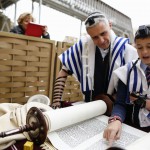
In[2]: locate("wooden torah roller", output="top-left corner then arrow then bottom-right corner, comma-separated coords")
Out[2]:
0,107 -> 48,145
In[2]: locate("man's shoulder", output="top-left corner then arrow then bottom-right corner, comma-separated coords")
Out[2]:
112,36 -> 129,48
80,34 -> 95,47
114,36 -> 137,52
115,36 -> 129,42
80,34 -> 91,41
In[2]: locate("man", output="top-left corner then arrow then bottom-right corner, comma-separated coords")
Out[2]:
51,12 -> 138,114
103,25 -> 150,146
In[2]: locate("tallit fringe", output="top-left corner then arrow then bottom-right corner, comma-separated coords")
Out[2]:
40,141 -> 57,150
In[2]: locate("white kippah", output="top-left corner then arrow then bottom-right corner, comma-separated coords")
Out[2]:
85,12 -> 108,28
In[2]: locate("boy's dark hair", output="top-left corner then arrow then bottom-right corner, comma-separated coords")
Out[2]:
134,25 -> 150,42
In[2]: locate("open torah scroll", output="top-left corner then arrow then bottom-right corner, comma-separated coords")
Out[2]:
41,100 -> 148,150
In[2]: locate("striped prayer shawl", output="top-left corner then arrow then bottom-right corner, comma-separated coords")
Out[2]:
113,60 -> 149,104
59,35 -> 130,93
128,61 -> 144,90
108,37 -> 129,83
126,60 -> 143,103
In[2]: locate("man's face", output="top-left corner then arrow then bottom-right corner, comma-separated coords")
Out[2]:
87,21 -> 111,49
135,38 -> 150,66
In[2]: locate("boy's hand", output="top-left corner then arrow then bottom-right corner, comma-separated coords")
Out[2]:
103,120 -> 122,146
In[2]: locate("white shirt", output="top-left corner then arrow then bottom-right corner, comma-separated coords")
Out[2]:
99,48 -> 109,59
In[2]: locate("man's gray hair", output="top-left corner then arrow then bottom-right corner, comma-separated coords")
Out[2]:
85,12 -> 109,29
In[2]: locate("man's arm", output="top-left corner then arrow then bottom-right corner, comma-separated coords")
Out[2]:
42,25 -> 50,39
51,66 -> 71,109
42,32 -> 50,39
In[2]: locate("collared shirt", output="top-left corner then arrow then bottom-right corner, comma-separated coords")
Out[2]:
99,48 -> 109,59
139,62 -> 150,127
141,62 -> 147,73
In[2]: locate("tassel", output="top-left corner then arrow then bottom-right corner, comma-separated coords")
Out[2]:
40,141 -> 56,150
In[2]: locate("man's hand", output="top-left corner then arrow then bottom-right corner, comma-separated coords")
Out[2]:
103,120 -> 122,146
42,25 -> 48,35
51,101 -> 61,109
51,69 -> 68,109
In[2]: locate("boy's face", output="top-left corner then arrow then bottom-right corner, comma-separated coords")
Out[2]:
135,37 -> 150,66
87,21 -> 111,50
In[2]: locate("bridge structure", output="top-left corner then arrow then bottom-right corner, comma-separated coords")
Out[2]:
32,0 -> 134,42
0,0 -> 134,42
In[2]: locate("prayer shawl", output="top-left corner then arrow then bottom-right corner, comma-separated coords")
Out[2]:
59,30 -> 138,94
112,59 -> 150,127
112,59 -> 149,95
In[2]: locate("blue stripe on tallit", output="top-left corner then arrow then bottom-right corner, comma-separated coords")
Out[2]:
79,40 -> 84,91
122,40 -> 129,66
140,82 -> 143,93
112,37 -> 123,57
108,38 -> 129,83
120,45 -> 126,66
86,76 -> 90,91
75,42 -> 82,69
62,52 -> 65,65
133,67 -> 138,91
81,69 -> 84,91
70,46 -> 80,80
122,58 -> 125,65
67,49 -> 73,73
120,50 -> 125,66
120,52 -> 123,65
79,40 -> 83,55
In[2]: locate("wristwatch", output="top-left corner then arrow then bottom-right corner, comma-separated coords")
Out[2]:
108,115 -> 122,124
